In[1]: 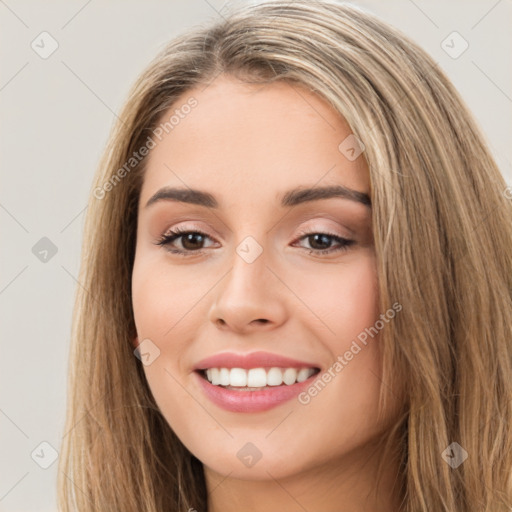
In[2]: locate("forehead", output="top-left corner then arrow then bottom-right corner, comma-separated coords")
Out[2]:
139,75 -> 369,208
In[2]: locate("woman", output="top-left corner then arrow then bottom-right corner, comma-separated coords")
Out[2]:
58,1 -> 512,511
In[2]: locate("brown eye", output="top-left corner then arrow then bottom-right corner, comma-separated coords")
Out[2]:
155,228 -> 217,256
307,233 -> 335,251
180,232 -> 207,250
294,230 -> 354,255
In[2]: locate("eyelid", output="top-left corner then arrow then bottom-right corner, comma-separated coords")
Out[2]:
160,222 -> 218,239
294,225 -> 350,239
292,215 -> 358,238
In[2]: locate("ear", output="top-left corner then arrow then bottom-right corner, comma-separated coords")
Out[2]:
132,336 -> 139,349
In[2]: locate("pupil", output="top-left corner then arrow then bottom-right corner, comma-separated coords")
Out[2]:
183,233 -> 204,250
310,234 -> 330,250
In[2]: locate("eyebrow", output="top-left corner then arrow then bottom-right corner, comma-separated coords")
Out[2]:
144,184 -> 371,209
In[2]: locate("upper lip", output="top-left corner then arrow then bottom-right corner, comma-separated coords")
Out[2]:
193,351 -> 321,371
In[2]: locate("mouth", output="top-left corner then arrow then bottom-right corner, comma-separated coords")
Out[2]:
192,351 -> 322,412
196,366 -> 321,390
194,365 -> 321,413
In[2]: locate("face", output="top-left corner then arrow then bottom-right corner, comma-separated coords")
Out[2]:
132,75 -> 393,481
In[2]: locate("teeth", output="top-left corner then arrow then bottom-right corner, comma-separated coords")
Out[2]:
203,367 -> 317,388
267,367 -> 283,386
283,368 -> 297,385
219,368 -> 230,386
210,368 -> 220,385
296,368 -> 311,382
230,368 -> 247,387
247,368 -> 267,387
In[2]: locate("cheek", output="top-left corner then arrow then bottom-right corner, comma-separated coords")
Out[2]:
291,252 -> 379,343
131,265 -> 195,442
288,254 -> 384,422
131,254 -> 214,430
131,254 -> 213,342
336,259 -> 379,337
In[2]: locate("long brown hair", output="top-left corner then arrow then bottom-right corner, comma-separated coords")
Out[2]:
58,1 -> 512,510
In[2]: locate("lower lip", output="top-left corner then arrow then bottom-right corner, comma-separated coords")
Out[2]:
194,371 -> 318,413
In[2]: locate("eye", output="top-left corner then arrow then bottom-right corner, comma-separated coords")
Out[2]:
155,227 -> 217,256
155,227 -> 355,257
292,229 -> 355,256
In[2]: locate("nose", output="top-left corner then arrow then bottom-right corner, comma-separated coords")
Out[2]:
207,246 -> 287,334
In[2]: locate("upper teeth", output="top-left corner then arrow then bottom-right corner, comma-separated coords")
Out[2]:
204,367 -> 316,387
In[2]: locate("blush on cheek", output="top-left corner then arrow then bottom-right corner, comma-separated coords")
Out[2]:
133,268 -> 193,334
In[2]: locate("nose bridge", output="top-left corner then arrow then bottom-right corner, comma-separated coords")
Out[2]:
222,236 -> 270,304
208,234 -> 287,331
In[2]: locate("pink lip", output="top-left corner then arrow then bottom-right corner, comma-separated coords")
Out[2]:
194,371 -> 318,413
192,351 -> 320,413
193,351 -> 320,370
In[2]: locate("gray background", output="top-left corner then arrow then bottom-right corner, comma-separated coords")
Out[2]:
1,0 -> 510,510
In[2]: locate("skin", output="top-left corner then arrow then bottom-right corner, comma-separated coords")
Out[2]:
132,75 -> 402,511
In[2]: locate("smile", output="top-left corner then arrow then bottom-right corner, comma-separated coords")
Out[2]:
202,366 -> 318,388
192,351 -> 322,413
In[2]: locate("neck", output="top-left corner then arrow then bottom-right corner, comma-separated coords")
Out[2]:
204,437 -> 403,512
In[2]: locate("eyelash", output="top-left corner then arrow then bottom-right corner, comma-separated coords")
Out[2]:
155,226 -> 354,257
